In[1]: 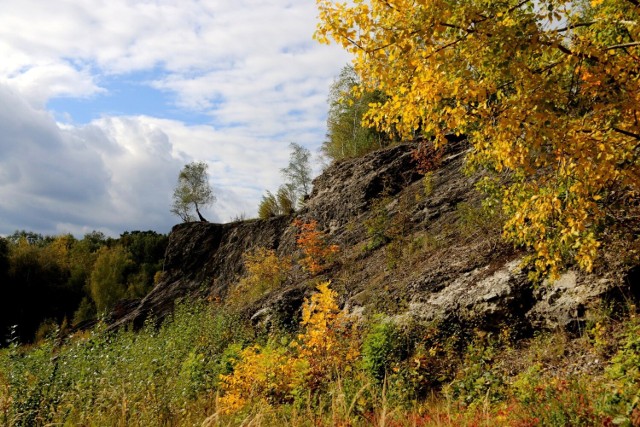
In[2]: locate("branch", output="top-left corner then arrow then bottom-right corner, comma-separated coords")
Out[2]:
606,41 -> 640,50
508,0 -> 533,14
553,20 -> 638,33
553,21 -> 596,32
541,40 -> 601,62
346,36 -> 364,51
612,126 -> 640,141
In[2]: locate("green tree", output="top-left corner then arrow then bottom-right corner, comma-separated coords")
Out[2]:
0,238 -> 10,341
281,142 -> 313,201
323,65 -> 390,161
258,144 -> 313,219
3,236 -> 76,343
171,161 -> 215,222
90,246 -> 134,315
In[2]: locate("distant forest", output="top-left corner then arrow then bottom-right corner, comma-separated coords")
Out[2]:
0,230 -> 168,345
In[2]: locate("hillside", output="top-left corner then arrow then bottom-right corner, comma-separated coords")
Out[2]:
114,142 -> 638,334
2,142 -> 639,426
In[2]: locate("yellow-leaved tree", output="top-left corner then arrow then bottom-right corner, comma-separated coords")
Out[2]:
316,0 -> 640,278
219,282 -> 359,414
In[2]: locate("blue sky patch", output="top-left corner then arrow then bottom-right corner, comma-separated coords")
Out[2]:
47,71 -> 212,126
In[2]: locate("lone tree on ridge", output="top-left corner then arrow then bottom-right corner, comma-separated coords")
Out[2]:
171,161 -> 215,222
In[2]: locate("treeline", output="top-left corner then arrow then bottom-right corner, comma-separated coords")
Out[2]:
0,230 -> 168,345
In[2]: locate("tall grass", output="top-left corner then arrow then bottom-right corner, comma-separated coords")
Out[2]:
0,302 -> 252,426
1,296 -> 639,426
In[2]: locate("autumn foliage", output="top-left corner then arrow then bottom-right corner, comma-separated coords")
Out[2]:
219,281 -> 358,414
227,247 -> 292,307
316,0 -> 640,278
293,220 -> 339,275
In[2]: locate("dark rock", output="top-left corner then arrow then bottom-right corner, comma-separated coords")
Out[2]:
110,142 -> 638,335
301,144 -> 423,231
110,216 -> 293,329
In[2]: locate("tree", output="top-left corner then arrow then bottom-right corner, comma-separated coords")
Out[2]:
281,142 -> 313,201
316,0 -> 640,278
171,161 -> 215,222
258,143 -> 314,219
323,65 -> 391,161
89,245 -> 133,315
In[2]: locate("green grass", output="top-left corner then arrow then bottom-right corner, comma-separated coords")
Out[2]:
0,302 -> 253,426
1,299 -> 639,426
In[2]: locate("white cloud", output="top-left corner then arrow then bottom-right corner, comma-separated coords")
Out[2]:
0,1 -> 351,236
4,62 -> 105,107
0,84 -> 299,236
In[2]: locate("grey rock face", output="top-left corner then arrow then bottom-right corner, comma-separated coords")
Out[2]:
111,143 -> 638,334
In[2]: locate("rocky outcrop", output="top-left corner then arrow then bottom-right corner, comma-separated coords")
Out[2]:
111,216 -> 293,328
112,142 -> 639,334
302,144 -> 423,232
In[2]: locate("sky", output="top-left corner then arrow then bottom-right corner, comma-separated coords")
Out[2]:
0,0 -> 351,237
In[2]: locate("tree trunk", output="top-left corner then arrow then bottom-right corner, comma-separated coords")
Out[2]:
194,203 -> 207,222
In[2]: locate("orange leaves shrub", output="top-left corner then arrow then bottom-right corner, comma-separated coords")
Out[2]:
412,139 -> 444,175
293,220 -> 339,275
219,282 -> 359,415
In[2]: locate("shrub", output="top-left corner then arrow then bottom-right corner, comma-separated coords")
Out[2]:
293,281 -> 360,390
258,185 -> 298,219
603,316 -> 640,426
445,333 -> 506,406
362,317 -> 403,382
220,282 -> 359,415
293,220 -> 339,275
219,343 -> 301,414
227,247 -> 291,307
258,191 -> 280,219
364,198 -> 392,251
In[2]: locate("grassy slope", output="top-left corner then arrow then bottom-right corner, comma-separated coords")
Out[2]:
1,282 -> 639,426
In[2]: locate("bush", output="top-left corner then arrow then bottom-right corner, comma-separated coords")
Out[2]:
220,282 -> 359,415
293,220 -> 339,275
227,247 -> 292,307
362,317 -> 403,382
257,185 -> 298,219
